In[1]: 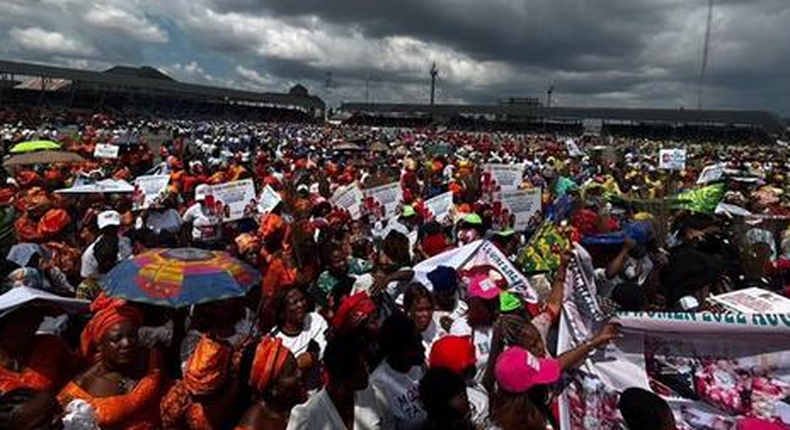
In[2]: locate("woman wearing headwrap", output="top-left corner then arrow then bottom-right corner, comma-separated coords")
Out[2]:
259,213 -> 296,302
160,335 -> 245,430
235,336 -> 306,430
58,296 -> 165,430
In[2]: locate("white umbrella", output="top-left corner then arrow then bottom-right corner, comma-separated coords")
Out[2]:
0,286 -> 89,320
56,178 -> 134,194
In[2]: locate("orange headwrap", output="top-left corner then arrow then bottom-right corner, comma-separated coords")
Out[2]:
259,213 -> 285,240
249,336 -> 291,395
183,335 -> 232,396
80,294 -> 143,360
38,208 -> 72,238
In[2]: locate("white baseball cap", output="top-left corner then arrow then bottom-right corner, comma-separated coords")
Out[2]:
195,184 -> 210,201
97,210 -> 122,230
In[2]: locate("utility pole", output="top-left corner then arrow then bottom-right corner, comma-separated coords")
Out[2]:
547,85 -> 555,108
430,62 -> 438,107
365,75 -> 370,103
697,0 -> 714,110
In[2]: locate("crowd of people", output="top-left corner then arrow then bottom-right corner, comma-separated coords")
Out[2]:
0,106 -> 789,430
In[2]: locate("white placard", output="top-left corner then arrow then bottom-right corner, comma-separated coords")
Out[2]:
331,184 -> 364,220
424,191 -> 454,223
363,182 -> 402,219
658,148 -> 687,170
483,163 -> 525,189
132,175 -> 170,210
495,187 -> 542,231
93,143 -> 120,159
208,179 -> 257,222
696,163 -> 726,184
710,287 -> 790,314
257,185 -> 282,214
565,139 -> 584,157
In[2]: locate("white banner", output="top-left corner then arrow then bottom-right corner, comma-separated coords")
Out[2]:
93,143 -> 120,159
208,179 -> 257,222
257,185 -> 282,214
413,240 -> 537,303
566,139 -> 585,157
364,182 -> 402,220
132,175 -> 170,210
424,191 -> 454,223
483,163 -> 525,189
697,163 -> 726,185
659,148 -> 687,170
331,184 -> 364,220
495,187 -> 542,231
558,246 -> 790,429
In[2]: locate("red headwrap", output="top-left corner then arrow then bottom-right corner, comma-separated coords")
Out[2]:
80,294 -> 143,360
249,336 -> 291,395
38,208 -> 72,238
332,292 -> 377,334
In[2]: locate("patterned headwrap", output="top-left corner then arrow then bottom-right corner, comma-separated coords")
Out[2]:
249,336 -> 291,395
80,293 -> 143,360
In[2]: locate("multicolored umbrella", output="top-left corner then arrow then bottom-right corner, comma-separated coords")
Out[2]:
101,248 -> 260,308
9,140 -> 61,153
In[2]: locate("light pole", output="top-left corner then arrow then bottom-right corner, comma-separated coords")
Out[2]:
430,62 -> 438,107
547,86 -> 555,107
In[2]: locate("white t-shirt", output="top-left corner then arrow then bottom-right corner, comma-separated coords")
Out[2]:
467,383 -> 489,427
420,319 -> 442,360
286,385 -> 395,430
273,312 -> 329,359
182,203 -> 220,242
145,208 -> 182,234
450,318 -> 492,383
432,300 -> 467,337
80,236 -> 132,279
370,361 -> 426,430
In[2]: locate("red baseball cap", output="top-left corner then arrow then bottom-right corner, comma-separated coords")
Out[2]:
429,335 -> 476,375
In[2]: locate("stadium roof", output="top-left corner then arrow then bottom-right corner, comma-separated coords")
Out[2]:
341,102 -> 786,135
0,59 -> 324,110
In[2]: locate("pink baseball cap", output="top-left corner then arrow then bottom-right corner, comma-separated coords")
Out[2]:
494,346 -> 561,393
738,418 -> 787,430
467,273 -> 502,300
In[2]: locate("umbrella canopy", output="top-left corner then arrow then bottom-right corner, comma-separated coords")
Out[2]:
10,140 -> 61,153
101,248 -> 261,308
3,150 -> 86,167
55,178 -> 134,194
333,142 -> 363,152
369,142 -> 389,152
0,286 -> 89,320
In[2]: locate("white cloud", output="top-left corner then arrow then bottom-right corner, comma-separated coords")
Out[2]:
236,66 -> 279,89
85,5 -> 168,43
8,26 -> 95,56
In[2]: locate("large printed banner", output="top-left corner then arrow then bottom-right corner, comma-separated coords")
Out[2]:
208,179 -> 257,222
364,182 -> 402,220
424,191 -> 454,223
558,246 -> 790,429
413,240 -> 538,303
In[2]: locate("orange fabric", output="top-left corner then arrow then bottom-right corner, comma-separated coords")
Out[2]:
38,209 -> 72,237
249,336 -> 290,395
0,335 -> 72,394
183,336 -> 231,396
258,213 -> 285,240
0,188 -> 15,205
260,251 -> 296,300
160,381 -> 213,430
15,214 -> 42,243
80,296 -> 143,360
58,352 -> 163,430
43,242 -> 81,280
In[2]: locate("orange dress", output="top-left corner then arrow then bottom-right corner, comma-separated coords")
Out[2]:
0,335 -> 72,394
57,352 -> 164,430
260,250 -> 297,301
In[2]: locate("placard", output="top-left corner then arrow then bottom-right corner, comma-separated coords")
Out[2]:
424,191 -> 454,223
659,148 -> 687,170
495,187 -> 542,231
710,287 -> 790,314
696,163 -> 726,184
482,163 -> 525,190
208,179 -> 257,222
363,182 -> 402,220
257,185 -> 282,214
331,184 -> 364,220
94,143 -> 120,159
132,175 -> 170,210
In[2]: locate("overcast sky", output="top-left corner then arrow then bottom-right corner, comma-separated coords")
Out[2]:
1,0 -> 788,114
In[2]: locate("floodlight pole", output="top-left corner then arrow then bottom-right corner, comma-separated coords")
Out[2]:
697,0 -> 714,110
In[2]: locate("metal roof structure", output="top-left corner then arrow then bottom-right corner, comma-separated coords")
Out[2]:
0,59 -> 324,110
341,102 -> 786,135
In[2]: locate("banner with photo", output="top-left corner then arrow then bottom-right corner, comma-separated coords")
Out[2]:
132,175 -> 170,210
493,187 -> 542,231
557,246 -> 790,429
364,182 -> 402,220
424,191 -> 454,223
482,163 -> 525,190
331,184 -> 364,220
208,179 -> 257,222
